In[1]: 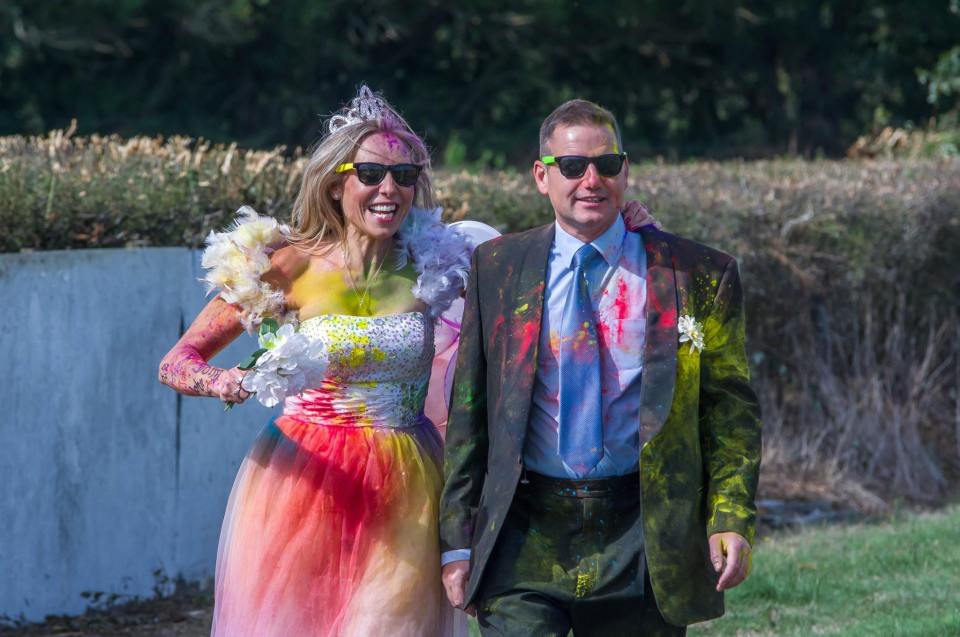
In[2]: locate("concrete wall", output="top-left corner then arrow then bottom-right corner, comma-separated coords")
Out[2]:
0,248 -> 275,624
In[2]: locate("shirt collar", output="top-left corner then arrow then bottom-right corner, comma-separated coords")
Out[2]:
553,214 -> 626,269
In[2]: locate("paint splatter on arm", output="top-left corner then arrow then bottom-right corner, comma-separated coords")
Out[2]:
699,258 -> 762,545
158,296 -> 245,398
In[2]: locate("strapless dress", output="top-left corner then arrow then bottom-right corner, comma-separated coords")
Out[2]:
212,312 -> 451,637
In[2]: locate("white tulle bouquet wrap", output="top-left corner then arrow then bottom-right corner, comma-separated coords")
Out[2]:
234,319 -> 327,408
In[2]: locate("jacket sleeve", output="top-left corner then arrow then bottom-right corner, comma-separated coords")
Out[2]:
699,258 -> 762,544
439,247 -> 490,553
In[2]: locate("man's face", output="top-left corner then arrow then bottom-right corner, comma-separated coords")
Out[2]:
533,123 -> 628,242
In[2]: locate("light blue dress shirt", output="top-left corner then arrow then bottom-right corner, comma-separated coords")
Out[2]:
525,214 -> 647,478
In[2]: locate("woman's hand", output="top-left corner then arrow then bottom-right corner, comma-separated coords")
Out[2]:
158,296 -> 245,398
212,366 -> 252,404
621,200 -> 661,231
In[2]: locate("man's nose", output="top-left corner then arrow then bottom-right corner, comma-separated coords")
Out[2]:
580,162 -> 603,187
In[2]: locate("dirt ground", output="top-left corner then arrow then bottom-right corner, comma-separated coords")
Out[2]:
0,593 -> 212,637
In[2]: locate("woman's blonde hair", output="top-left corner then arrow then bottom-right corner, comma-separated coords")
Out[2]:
288,93 -> 434,251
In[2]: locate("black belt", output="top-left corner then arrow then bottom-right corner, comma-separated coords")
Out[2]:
521,470 -> 639,498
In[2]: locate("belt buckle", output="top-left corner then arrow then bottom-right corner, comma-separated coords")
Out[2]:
575,484 -> 601,497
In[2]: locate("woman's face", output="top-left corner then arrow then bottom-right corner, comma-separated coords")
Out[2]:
333,132 -> 417,242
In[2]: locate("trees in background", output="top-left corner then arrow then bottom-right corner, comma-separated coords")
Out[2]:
1,0 -> 958,162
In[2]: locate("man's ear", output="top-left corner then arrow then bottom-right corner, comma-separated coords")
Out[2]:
532,161 -> 549,196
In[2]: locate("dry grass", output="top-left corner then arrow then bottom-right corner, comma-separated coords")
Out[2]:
0,122 -> 545,251
757,297 -> 959,513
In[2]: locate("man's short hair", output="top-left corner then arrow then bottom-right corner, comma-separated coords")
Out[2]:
539,99 -> 623,156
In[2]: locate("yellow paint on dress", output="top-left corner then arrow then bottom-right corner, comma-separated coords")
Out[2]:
347,347 -> 367,367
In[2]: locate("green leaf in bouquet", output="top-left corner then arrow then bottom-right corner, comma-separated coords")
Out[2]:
238,348 -> 268,370
259,318 -> 280,336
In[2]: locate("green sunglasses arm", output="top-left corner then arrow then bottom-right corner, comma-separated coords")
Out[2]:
540,156 -> 556,164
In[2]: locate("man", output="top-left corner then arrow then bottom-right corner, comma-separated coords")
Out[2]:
439,99 -> 761,636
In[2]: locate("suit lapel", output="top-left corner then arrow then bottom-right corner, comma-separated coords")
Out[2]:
496,224 -> 553,447
638,227 -> 678,444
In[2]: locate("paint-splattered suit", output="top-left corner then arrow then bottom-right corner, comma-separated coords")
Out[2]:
439,222 -> 761,626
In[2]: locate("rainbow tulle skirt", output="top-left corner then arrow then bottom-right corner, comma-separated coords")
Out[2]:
211,406 -> 451,636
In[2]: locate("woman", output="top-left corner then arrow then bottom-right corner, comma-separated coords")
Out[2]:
159,86 -> 658,636
160,86 -> 468,636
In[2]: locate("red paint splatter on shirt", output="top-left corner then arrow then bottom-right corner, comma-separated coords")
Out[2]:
610,276 -> 632,344
612,277 -> 630,321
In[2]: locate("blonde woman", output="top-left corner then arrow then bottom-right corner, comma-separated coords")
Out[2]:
159,86 -> 468,636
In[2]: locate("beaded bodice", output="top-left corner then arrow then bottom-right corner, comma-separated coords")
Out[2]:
283,313 -> 434,428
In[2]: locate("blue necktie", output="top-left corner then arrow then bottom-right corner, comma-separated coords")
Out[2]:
558,243 -> 603,477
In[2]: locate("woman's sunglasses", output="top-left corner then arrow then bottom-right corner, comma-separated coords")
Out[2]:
335,162 -> 422,187
540,153 -> 627,179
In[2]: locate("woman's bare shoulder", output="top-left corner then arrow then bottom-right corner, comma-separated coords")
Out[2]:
262,243 -> 305,290
264,242 -> 339,290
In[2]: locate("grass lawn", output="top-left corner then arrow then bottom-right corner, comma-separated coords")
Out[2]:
466,506 -> 960,636
690,505 -> 960,637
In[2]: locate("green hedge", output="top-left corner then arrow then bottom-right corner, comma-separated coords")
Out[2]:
4,130 -> 959,508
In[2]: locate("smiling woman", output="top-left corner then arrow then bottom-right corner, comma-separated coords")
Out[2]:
158,86 -> 471,637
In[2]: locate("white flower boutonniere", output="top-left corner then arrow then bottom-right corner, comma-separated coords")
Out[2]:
678,314 -> 705,354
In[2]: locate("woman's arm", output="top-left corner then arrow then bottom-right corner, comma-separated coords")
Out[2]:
158,296 -> 249,404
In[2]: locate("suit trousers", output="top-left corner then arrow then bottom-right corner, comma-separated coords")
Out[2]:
476,471 -> 685,637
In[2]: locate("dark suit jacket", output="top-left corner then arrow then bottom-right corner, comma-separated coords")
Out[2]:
439,222 -> 761,626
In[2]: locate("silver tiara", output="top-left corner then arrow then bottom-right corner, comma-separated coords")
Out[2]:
327,85 -> 389,134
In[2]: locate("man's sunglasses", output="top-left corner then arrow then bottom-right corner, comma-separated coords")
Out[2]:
335,162 -> 422,187
540,153 -> 627,179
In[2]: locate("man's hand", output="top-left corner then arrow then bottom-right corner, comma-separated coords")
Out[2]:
709,532 -> 752,592
441,560 -> 476,616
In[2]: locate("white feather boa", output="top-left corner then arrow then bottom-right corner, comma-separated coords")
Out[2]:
201,206 -> 471,331
395,206 -> 471,319
201,206 -> 295,333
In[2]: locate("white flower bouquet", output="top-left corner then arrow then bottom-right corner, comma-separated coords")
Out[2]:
232,319 -> 327,408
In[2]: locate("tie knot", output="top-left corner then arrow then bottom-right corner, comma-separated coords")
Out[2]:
572,243 -> 601,271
